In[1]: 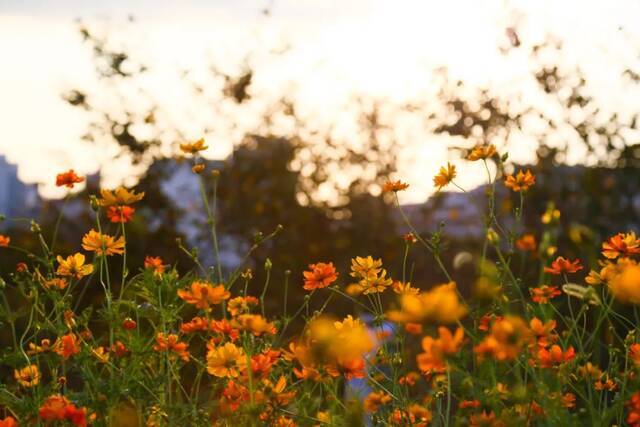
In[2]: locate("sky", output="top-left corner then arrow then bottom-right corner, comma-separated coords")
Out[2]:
1,0 -> 639,202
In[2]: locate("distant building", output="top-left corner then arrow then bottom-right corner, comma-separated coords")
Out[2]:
0,156 -> 40,222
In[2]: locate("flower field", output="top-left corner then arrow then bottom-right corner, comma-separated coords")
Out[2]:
1,141 -> 640,426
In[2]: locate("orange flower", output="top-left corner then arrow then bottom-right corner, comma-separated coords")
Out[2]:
467,144 -> 496,161
27,339 -> 51,355
236,314 -> 277,336
180,138 -> 208,155
106,205 -> 135,223
627,392 -> 640,427
0,416 -> 18,427
177,281 -> 230,310
56,253 -> 94,279
0,235 -> 10,247
14,364 -> 40,387
210,319 -> 241,341
534,344 -> 575,368
478,314 -> 502,331
516,234 -> 537,252
206,342 -> 244,378
180,316 -> 211,334
97,186 -> 145,207
144,256 -> 165,276
153,333 -> 190,362
55,169 -> 84,188
474,316 -> 532,361
192,164 -> 206,174
227,296 -> 259,317
602,232 -> 640,259
44,278 -> 68,290
38,395 -> 87,427
595,375 -> 617,391
382,180 -> 409,193
81,229 -> 125,256
544,256 -> 583,275
433,163 -> 456,191
54,334 -> 80,359
416,327 -> 464,374
529,318 -> 557,348
364,391 -> 392,413
303,262 -> 338,291
630,343 -> 640,367
387,282 -> 467,324
530,285 -> 561,304
504,169 -> 535,192
459,400 -> 481,409
562,393 -> 576,409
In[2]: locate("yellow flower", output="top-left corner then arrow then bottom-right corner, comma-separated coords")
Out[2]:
467,144 -> 496,161
82,229 -> 125,256
387,282 -> 467,324
56,253 -> 94,279
180,138 -> 208,155
350,256 -> 383,278
349,255 -> 392,294
433,163 -> 456,191
14,364 -> 40,387
206,342 -> 244,378
607,259 -> 640,304
92,346 -> 110,363
306,315 -> 374,362
97,186 -> 145,207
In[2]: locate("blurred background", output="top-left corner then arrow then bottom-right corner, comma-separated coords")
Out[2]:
1,0 -> 640,315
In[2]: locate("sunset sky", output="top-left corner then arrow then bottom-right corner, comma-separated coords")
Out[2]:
1,0 -> 639,202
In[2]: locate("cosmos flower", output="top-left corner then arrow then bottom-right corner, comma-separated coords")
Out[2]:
302,262 -> 338,291
504,169 -> 535,192
179,138 -> 209,154
433,162 -> 456,191
106,205 -> 136,223
55,169 -> 84,188
602,232 -> 640,259
530,285 -> 561,304
177,281 -> 230,310
382,180 -> 409,193
206,342 -> 244,378
467,144 -> 496,161
97,187 -> 145,207
56,253 -> 94,279
14,364 -> 40,387
544,257 -> 583,275
81,230 -> 125,256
